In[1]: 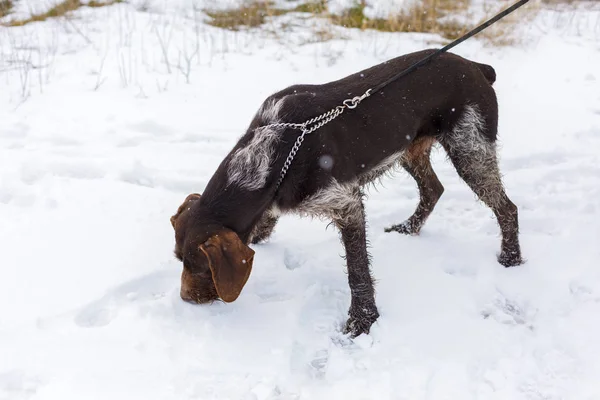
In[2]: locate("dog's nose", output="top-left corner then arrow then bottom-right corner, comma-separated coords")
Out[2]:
180,289 -> 195,303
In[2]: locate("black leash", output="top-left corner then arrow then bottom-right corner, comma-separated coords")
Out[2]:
268,0 -> 531,189
370,0 -> 531,95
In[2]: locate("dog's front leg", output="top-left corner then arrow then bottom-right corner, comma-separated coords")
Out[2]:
333,187 -> 380,337
249,207 -> 280,245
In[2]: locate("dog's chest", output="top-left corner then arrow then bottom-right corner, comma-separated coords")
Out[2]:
286,150 -> 405,220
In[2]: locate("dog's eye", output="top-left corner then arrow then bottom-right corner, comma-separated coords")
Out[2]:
196,270 -> 212,279
183,259 -> 211,277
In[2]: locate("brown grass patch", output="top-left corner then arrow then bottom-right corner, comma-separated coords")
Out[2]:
202,0 -> 549,47
5,0 -> 123,27
204,0 -> 480,41
473,0 -> 542,47
0,0 -> 13,18
328,0 -> 472,40
204,1 -> 289,31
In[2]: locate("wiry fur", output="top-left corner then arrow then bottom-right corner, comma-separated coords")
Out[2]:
333,189 -> 378,335
441,104 -> 504,208
438,104 -> 522,266
227,97 -> 286,191
293,151 -> 406,225
358,151 -> 406,188
292,179 -> 378,334
257,96 -> 286,123
386,137 -> 443,235
295,179 -> 364,227
248,207 -> 281,244
171,49 -> 523,339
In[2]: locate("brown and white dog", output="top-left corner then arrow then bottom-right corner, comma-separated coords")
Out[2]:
170,49 -> 523,337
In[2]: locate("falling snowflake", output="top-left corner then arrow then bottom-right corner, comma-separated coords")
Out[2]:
318,155 -> 334,170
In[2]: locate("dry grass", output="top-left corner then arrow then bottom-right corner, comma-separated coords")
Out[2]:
204,0 -> 491,42
5,0 -> 123,27
0,0 -> 13,18
293,1 -> 327,14
204,0 -> 332,31
202,0 -> 563,47
204,1 -> 289,31
474,1 -> 543,47
542,0 -> 600,3
327,0 -> 472,40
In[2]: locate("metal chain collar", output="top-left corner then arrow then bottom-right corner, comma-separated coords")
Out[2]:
262,89 -> 372,189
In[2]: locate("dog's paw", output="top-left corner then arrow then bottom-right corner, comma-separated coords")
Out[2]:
250,235 -> 269,245
249,230 -> 274,245
343,306 -> 379,338
498,250 -> 525,268
384,220 -> 420,236
249,226 -> 276,245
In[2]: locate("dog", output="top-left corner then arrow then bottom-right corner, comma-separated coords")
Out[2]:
170,49 -> 523,337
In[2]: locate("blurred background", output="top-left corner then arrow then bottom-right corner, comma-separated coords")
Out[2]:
1,0 -> 599,101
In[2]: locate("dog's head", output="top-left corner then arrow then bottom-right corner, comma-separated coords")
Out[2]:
170,193 -> 255,304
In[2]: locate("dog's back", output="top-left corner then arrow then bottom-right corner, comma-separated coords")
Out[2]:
243,49 -> 500,209
212,48 -> 504,218
474,62 -> 496,85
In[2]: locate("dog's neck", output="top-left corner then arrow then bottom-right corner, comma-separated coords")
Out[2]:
198,162 -> 275,243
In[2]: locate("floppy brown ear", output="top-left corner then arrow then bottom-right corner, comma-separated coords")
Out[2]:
170,193 -> 201,229
199,230 -> 255,303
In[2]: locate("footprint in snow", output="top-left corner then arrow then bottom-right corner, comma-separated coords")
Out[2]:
569,281 -> 599,303
74,298 -> 119,328
0,370 -> 42,400
0,122 -> 29,138
47,135 -> 81,147
287,283 -> 356,379
290,342 -> 330,380
481,293 -> 535,330
254,248 -> 308,302
0,187 -> 13,204
253,278 -> 294,303
50,162 -> 106,180
283,248 -> 306,271
442,261 -> 478,278
119,161 -> 156,188
117,136 -> 146,147
128,120 -> 172,137
19,162 -> 105,184
74,270 -> 172,328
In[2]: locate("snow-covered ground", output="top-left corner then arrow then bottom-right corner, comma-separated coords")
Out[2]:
1,1 -> 600,399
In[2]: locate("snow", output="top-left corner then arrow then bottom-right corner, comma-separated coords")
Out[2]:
1,2 -> 600,399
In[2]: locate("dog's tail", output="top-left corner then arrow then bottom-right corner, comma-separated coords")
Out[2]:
474,62 -> 496,85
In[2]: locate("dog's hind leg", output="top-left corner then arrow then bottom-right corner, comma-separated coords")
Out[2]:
385,137 -> 444,235
439,105 -> 523,267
